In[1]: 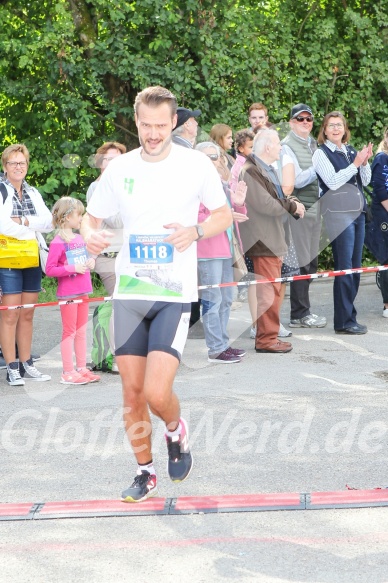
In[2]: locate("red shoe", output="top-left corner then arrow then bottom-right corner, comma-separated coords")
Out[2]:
79,368 -> 101,383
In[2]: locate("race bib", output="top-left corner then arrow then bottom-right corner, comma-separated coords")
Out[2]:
129,234 -> 173,265
117,234 -> 182,299
66,246 -> 88,265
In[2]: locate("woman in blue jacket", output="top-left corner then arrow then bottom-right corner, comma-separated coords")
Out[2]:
370,129 -> 388,316
313,111 -> 373,334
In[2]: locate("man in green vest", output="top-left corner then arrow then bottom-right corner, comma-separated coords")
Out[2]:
281,104 -> 327,328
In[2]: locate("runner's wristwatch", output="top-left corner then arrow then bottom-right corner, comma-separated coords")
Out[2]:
195,225 -> 204,240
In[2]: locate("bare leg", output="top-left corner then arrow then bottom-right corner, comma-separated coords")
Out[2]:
117,351 -> 180,465
0,293 -> 21,364
144,351 -> 180,429
16,292 -> 38,362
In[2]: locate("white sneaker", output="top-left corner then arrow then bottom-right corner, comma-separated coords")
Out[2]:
6,362 -> 25,386
383,308 -> 388,318
21,358 -> 51,382
278,323 -> 292,338
250,326 -> 256,339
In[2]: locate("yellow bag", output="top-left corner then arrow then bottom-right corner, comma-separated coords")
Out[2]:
0,235 -> 39,269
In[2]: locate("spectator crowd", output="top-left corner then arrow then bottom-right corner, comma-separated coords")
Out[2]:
2,85 -> 388,504
1,99 -> 387,382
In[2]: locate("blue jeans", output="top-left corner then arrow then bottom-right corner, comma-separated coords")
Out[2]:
0,266 -> 42,294
324,212 -> 365,330
198,258 -> 234,356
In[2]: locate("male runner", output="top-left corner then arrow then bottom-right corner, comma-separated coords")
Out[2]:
82,86 -> 232,502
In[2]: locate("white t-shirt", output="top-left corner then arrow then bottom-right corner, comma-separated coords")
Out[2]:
86,144 -> 226,302
271,152 -> 293,173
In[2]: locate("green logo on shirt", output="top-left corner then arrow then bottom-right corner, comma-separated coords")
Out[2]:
124,178 -> 134,194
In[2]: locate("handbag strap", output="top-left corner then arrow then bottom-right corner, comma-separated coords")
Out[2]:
0,183 -> 8,204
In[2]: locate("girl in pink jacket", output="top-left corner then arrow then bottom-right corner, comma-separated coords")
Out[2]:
46,197 -> 100,385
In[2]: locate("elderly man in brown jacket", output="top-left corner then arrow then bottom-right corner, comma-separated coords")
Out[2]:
240,130 -> 305,353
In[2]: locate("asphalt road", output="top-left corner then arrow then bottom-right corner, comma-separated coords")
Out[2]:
1,273 -> 388,582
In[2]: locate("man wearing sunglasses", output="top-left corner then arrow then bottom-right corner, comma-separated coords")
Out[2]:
281,103 -> 327,329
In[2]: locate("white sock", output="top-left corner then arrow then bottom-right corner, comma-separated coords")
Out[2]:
137,462 -> 155,476
165,421 -> 182,438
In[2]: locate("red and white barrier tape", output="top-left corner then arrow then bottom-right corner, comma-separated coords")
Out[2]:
0,264 -> 387,311
0,296 -> 111,311
198,264 -> 388,290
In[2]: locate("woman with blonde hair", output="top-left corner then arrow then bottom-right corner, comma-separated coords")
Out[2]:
0,144 -> 53,386
209,123 -> 235,181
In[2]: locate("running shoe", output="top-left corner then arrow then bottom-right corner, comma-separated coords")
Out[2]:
6,362 -> 25,386
121,471 -> 158,503
20,358 -> 51,381
165,418 -> 193,483
60,371 -> 89,385
289,314 -> 327,328
383,307 -> 388,318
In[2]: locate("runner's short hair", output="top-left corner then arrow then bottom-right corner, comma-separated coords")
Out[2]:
134,86 -> 177,116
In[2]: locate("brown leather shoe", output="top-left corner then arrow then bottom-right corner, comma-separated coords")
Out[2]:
255,341 -> 293,353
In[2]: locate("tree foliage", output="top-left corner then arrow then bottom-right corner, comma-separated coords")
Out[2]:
0,0 -> 387,208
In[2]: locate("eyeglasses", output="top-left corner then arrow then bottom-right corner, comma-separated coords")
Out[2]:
295,116 -> 314,123
207,154 -> 219,161
327,123 -> 344,130
6,161 -> 27,168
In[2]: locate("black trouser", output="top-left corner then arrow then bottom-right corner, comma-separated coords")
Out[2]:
379,270 -> 388,304
189,300 -> 201,327
290,213 -> 321,320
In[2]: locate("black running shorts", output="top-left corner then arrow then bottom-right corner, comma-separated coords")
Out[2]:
114,300 -> 191,361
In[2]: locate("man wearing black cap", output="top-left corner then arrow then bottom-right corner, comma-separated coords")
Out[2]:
172,107 -> 204,337
172,107 -> 201,149
281,103 -> 327,329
